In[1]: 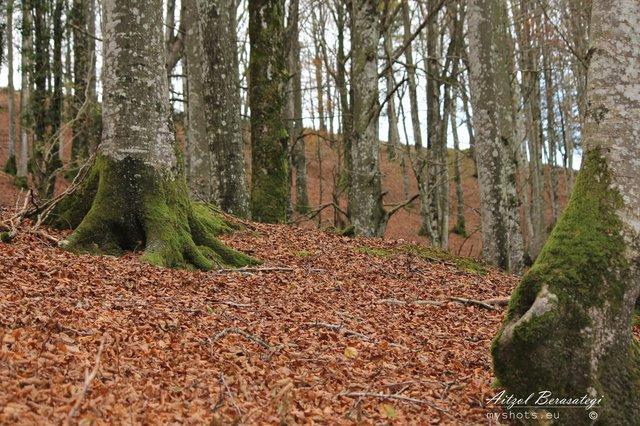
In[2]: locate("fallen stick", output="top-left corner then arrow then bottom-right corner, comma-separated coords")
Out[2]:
213,327 -> 271,350
214,266 -> 325,274
339,391 -> 450,414
378,297 -> 505,310
449,297 -> 498,311
64,334 -> 107,426
220,372 -> 242,417
304,321 -> 374,342
482,297 -> 509,307
377,298 -> 444,307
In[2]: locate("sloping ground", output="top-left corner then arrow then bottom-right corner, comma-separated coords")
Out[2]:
0,214 -> 519,424
1,89 -> 572,262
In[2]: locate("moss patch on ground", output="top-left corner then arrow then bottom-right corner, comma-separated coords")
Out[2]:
354,243 -> 487,275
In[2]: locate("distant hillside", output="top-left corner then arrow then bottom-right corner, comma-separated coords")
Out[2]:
0,88 -> 570,259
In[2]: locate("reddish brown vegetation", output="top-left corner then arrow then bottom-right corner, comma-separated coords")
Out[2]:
1,215 -> 519,424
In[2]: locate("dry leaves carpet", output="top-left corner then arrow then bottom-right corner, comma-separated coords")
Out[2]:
0,214 -> 520,424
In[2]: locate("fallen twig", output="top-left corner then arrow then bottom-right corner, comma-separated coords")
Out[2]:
220,372 -> 242,417
482,297 -> 509,307
214,266 -> 325,274
378,297 -> 506,310
303,321 -> 374,342
449,297 -> 498,311
339,391 -> 450,414
378,298 -> 444,307
64,334 -> 107,425
213,327 -> 272,350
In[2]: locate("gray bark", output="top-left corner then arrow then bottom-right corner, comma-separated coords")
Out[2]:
348,0 -> 385,237
285,0 -> 309,213
198,0 -> 250,217
467,0 -> 524,273
17,0 -> 31,180
184,0 -> 212,202
401,0 -> 431,242
58,0 -> 253,271
5,0 -> 15,165
382,18 -> 399,160
99,0 -> 174,168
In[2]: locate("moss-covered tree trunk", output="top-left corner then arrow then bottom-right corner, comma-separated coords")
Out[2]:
467,0 -> 524,273
248,0 -> 289,223
57,0 -> 254,270
492,0 -> 640,423
348,0 -> 385,237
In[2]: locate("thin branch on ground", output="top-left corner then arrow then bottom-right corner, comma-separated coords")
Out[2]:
64,334 -> 107,425
378,297 -> 507,310
449,297 -> 499,311
214,266 -> 325,274
303,321 -> 375,342
220,372 -> 243,417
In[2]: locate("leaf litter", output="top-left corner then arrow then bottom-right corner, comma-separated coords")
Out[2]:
0,213 -> 525,424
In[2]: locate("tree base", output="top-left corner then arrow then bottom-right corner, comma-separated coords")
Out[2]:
492,151 -> 640,424
55,156 -> 257,270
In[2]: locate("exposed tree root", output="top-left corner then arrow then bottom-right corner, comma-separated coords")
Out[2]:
57,156 -> 256,270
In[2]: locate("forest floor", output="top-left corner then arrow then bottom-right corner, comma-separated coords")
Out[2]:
0,210 -> 519,424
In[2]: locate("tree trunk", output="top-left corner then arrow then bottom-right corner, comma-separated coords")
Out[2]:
285,0 -> 309,213
402,0 -> 433,243
382,19 -> 399,161
71,0 -> 97,165
4,0 -> 16,175
51,0 -> 64,136
56,0 -> 254,270
493,2 -> 640,422
31,0 -> 58,198
17,0 -> 31,183
467,0 -> 524,273
198,0 -> 250,217
451,91 -> 465,237
311,8 -> 326,132
248,0 -> 289,223
423,3 -> 442,244
348,0 -> 385,237
183,0 -> 212,202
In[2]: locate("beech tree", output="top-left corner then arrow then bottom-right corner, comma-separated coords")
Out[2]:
198,0 -> 250,217
348,0 -> 384,237
3,0 -> 16,175
493,0 -> 640,422
248,0 -> 289,223
55,0 -> 254,270
467,0 -> 524,273
183,0 -> 211,201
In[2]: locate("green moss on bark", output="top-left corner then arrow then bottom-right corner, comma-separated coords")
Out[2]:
248,0 -> 290,224
4,155 -> 17,175
492,150 -> 640,424
58,155 -> 257,270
